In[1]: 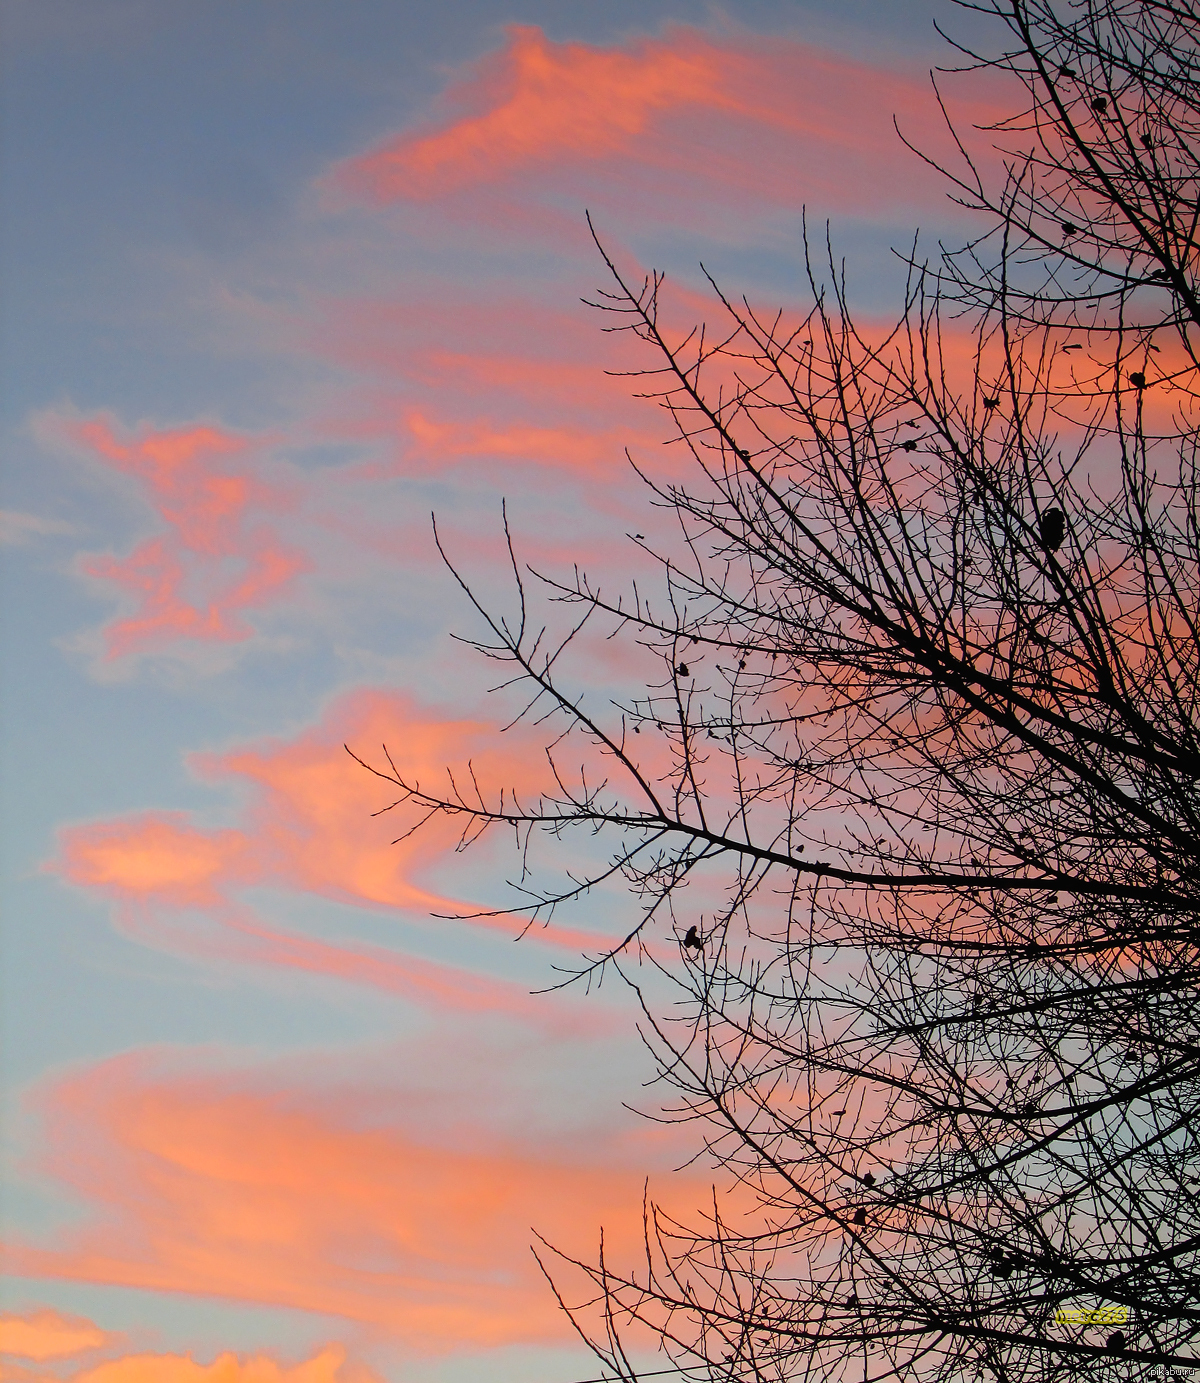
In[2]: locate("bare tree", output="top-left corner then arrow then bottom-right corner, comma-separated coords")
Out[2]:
352,2 -> 1200,1378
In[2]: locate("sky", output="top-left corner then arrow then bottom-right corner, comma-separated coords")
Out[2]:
0,3 -> 1007,1381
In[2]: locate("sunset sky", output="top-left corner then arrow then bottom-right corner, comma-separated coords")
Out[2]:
1,2 -> 1000,1380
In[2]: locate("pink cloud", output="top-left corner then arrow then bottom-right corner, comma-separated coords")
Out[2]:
306,292 -> 638,416
331,25 -> 1009,219
8,1054 -> 709,1351
67,417 -> 311,661
52,688 -> 623,1013
301,285 -> 749,496
336,25 -> 735,202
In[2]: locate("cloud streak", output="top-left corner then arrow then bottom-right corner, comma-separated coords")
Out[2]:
9,1053 -> 708,1350
0,1309 -> 111,1362
52,688 -> 617,1012
0,510 -> 76,546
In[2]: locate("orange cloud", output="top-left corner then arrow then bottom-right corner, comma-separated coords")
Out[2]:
71,1346 -> 376,1383
194,689 -> 547,919
0,1310 -> 109,1361
9,1055 -> 707,1350
0,1318 -> 378,1383
53,688 -> 617,1010
64,814 -> 253,910
67,417 -> 310,661
332,25 -> 1008,218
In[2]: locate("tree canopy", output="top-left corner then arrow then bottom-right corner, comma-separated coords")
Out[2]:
354,3 -> 1200,1378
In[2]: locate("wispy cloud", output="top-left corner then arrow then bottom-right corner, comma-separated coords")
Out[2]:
0,510 -> 76,546
52,688 -> 618,1010
10,1053 -> 706,1350
330,25 -> 1005,222
335,25 -> 736,203
56,415 -> 310,663
374,407 -> 644,480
